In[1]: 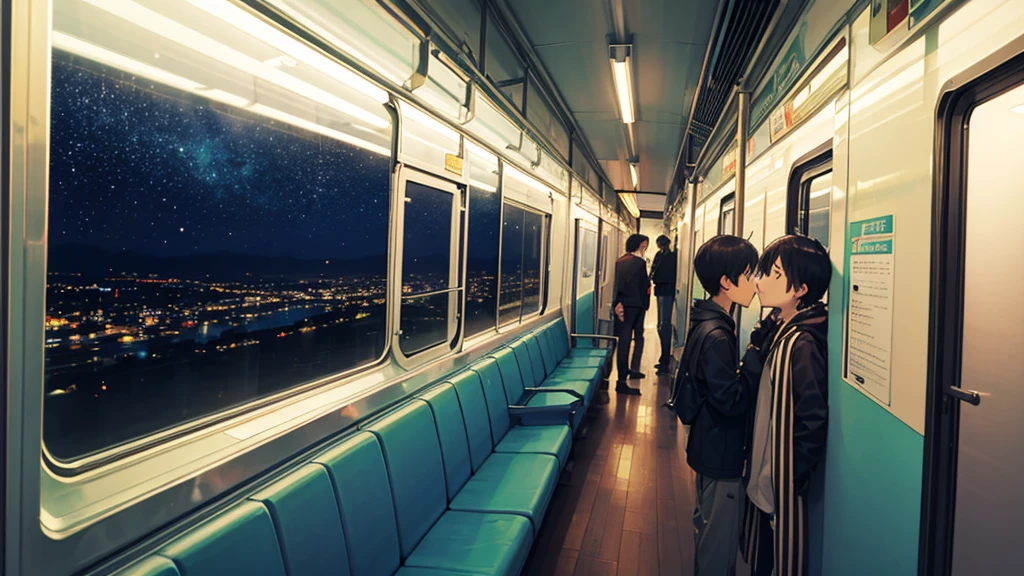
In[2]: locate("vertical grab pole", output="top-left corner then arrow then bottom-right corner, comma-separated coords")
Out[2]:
735,90 -> 750,236
734,90 -> 751,354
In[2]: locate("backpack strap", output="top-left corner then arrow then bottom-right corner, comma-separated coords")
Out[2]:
688,325 -> 730,382
679,320 -> 732,398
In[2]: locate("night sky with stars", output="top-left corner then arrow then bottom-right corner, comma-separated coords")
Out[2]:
48,52 -> 392,266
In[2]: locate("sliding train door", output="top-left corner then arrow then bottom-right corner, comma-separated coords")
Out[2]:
927,59 -> 1024,576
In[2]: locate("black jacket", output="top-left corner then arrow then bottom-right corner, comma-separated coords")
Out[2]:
613,254 -> 649,309
683,299 -> 762,479
768,304 -> 828,493
650,250 -> 677,297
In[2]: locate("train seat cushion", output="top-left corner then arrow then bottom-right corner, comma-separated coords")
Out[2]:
115,557 -> 181,576
418,385 -> 473,500
533,332 -> 559,373
558,354 -> 607,368
487,349 -> 526,403
509,342 -> 541,388
158,501 -> 287,576
494,424 -> 571,469
448,452 -> 559,537
314,432 -> 401,576
547,320 -> 571,358
447,371 -> 495,472
516,340 -> 547,384
546,366 -> 601,390
472,359 -> 512,443
403,511 -> 531,576
251,464 -> 351,576
366,402 -> 448,559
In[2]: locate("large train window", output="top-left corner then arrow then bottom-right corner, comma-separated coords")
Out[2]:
44,31 -> 393,461
498,203 -> 547,325
719,194 -> 736,235
398,173 -> 463,357
787,144 -> 833,249
464,144 -> 501,338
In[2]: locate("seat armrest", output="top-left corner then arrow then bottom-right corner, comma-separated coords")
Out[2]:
508,404 -> 577,426
524,386 -> 584,401
570,333 -> 618,346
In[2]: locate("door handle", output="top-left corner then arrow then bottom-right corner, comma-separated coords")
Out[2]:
947,386 -> 982,406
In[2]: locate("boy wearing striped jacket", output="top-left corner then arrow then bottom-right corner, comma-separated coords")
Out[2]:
742,235 -> 830,576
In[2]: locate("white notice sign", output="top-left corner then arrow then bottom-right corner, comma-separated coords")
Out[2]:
843,215 -> 895,405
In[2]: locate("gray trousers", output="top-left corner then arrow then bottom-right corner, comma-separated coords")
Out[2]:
693,474 -> 745,576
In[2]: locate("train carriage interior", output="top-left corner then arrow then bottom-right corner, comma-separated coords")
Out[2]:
2,0 -> 1023,574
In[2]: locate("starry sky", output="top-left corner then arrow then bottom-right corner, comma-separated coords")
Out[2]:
49,53 -> 392,262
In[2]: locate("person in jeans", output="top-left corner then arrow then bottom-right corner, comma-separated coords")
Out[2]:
682,235 -> 763,576
611,233 -> 649,395
650,234 -> 678,375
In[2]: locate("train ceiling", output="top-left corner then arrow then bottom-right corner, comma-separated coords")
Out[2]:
501,0 -> 716,200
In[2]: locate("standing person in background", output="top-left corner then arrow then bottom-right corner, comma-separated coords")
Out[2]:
650,235 -> 678,376
612,233 -> 649,395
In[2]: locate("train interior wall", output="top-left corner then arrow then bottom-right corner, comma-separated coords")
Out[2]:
675,2 -> 1024,574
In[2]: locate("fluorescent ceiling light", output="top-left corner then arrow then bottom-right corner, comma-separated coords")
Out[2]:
262,0 -> 407,86
629,163 -> 639,189
250,104 -> 390,156
184,0 -> 388,103
792,85 -> 812,110
610,55 -> 635,124
810,45 -> 848,94
466,140 -> 499,171
402,104 -> 461,144
618,191 -> 640,218
84,0 -> 389,129
505,165 -> 551,194
53,32 -> 387,156
55,32 -> 249,109
1012,104 -> 1024,114
469,179 -> 498,193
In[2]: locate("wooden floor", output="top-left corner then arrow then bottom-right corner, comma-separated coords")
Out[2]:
523,327 -> 752,576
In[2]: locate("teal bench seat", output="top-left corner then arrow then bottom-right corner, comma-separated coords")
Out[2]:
114,317 -> 600,576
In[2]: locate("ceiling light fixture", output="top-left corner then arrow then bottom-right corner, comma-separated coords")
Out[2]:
609,44 -> 636,124
83,0 -> 390,129
629,162 -> 639,190
618,191 -> 640,218
1012,104 -> 1024,114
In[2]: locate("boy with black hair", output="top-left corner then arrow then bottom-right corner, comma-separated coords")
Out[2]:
612,233 -> 649,395
675,234 -> 763,576
741,234 -> 830,576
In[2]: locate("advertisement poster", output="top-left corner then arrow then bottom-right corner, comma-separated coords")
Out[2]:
844,215 -> 895,405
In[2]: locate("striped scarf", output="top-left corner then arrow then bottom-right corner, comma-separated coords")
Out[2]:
741,320 -> 813,576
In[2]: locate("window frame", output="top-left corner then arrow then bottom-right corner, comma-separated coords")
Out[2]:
496,199 -> 548,328
41,52 -> 399,474
463,181 -> 502,341
718,193 -> 736,235
785,140 -> 833,240
5,0 -> 579,572
392,166 -> 465,366
571,219 -> 599,334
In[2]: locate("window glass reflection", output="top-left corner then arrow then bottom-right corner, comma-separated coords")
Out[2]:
45,53 -> 391,460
